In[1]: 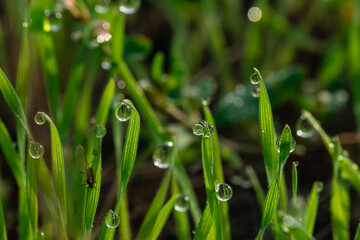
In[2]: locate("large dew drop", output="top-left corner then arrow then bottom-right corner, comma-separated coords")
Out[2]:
250,72 -> 260,84
174,194 -> 190,212
115,102 -> 132,122
105,210 -> 120,228
43,10 -> 62,32
153,142 -> 173,169
193,120 -> 207,136
276,136 -> 296,153
215,183 -> 233,201
34,112 -> 46,125
119,0 -> 141,14
29,141 -> 44,159
316,181 -> 324,193
296,114 -> 315,138
95,124 -> 107,138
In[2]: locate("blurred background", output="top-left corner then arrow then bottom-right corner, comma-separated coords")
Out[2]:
0,0 -> 360,239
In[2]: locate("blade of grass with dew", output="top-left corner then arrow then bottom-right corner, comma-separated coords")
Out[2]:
39,112 -> 67,237
203,101 -> 231,240
26,150 -> 38,239
257,125 -> 292,240
339,158 -> 360,193
173,162 -> 201,224
0,195 -> 6,240
292,162 -> 298,207
38,34 -> 60,124
245,166 -> 265,209
355,222 -> 360,240
60,46 -> 85,138
144,196 -> 177,240
0,67 -> 32,137
303,182 -> 319,235
171,176 -> 190,240
193,203 -> 212,240
201,135 -> 223,240
254,68 -> 278,184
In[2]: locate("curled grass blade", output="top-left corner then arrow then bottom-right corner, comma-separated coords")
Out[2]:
303,182 -> 319,235
0,67 -> 32,137
254,67 -> 278,184
201,135 -> 223,240
193,203 -> 212,240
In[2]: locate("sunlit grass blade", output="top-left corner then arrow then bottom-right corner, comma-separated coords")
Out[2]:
38,34 -> 60,124
339,158 -> 360,193
292,161 -> 298,206
245,166 -> 265,209
201,135 -> 223,240
257,125 -> 292,239
303,182 -> 319,235
144,196 -> 177,240
171,176 -> 190,240
0,195 -> 7,240
60,46 -> 85,138
26,150 -> 38,239
38,112 -> 67,236
193,203 -> 212,240
254,68 -> 278,183
119,193 -> 131,240
0,67 -> 32,137
203,101 -> 231,240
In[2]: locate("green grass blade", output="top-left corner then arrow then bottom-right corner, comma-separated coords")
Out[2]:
279,172 -> 288,211
26,150 -> 38,239
60,46 -> 86,138
119,193 -> 131,240
0,195 -> 7,240
254,68 -> 278,183
287,218 -> 315,240
174,162 -> 201,224
0,67 -> 32,137
144,196 -> 177,240
203,102 -> 231,240
245,166 -> 265,209
201,135 -> 223,240
171,176 -> 190,240
292,162 -> 298,207
339,158 -> 360,193
95,80 -> 116,125
355,222 -> 360,240
193,203 -> 212,240
38,112 -> 67,236
303,182 -> 319,235
39,34 -> 60,124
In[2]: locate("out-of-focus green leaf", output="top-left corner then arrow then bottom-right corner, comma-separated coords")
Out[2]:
193,203 -> 212,240
123,35 -> 153,61
303,182 -> 319,235
0,195 -> 7,240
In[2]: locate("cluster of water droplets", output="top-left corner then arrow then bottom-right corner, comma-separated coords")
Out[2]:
115,102 -> 132,122
153,141 -> 173,169
192,120 -> 214,138
105,209 -> 120,228
215,183 -> 233,201
86,20 -> 112,49
174,194 -> 190,212
249,72 -> 260,98
276,136 -> 296,153
119,0 -> 141,14
43,10 -> 63,32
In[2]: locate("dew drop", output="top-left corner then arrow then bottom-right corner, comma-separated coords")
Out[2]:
22,17 -> 32,28
192,120 -> 207,136
251,87 -> 260,98
316,181 -> 324,192
153,142 -> 173,169
352,163 -> 358,170
283,215 -> 294,227
29,141 -> 44,159
115,102 -> 132,122
95,124 -> 106,138
174,194 -> 190,212
293,161 -> 299,167
250,73 -> 260,84
43,10 -> 62,32
204,124 -> 214,138
248,7 -> 262,22
105,210 -> 120,228
276,136 -> 296,153
296,114 -> 315,138
34,112 -> 46,125
215,183 -> 233,201
101,60 -> 112,70
119,0 -> 141,14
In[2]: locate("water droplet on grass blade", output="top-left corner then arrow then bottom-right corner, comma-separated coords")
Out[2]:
101,60 -> 112,70
248,7 -> 262,22
115,102 -> 132,122
105,210 -> 120,228
174,194 -> 190,212
43,10 -> 62,32
215,183 -> 233,201
153,142 -> 173,169
283,215 -> 294,227
119,0 -> 141,14
29,141 -> 44,159
204,124 -> 214,138
296,114 -> 315,138
293,161 -> 299,167
251,87 -> 260,98
276,136 -> 296,153
95,124 -> 106,138
250,73 -> 260,84
193,121 -> 206,136
34,112 -> 46,125
22,17 -> 32,28
316,181 -> 324,192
